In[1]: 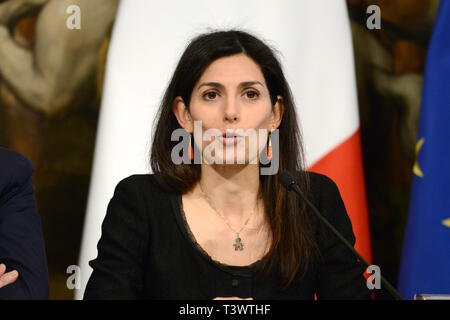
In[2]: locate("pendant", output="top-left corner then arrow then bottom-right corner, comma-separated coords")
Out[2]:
233,236 -> 244,251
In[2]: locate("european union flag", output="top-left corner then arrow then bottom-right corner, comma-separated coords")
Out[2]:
398,0 -> 450,299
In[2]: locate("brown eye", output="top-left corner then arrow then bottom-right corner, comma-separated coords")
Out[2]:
203,91 -> 219,100
245,90 -> 259,100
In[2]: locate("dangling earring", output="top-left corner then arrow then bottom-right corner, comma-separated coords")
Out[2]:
267,130 -> 272,160
189,133 -> 194,161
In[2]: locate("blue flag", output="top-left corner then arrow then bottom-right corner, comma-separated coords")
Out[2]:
398,0 -> 450,299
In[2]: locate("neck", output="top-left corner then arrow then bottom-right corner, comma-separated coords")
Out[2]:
198,163 -> 261,224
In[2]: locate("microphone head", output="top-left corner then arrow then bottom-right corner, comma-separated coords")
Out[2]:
278,170 -> 298,191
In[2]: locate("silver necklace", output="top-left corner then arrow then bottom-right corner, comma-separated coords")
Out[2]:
199,182 -> 258,251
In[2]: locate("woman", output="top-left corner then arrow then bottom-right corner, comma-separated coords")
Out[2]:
84,29 -> 372,300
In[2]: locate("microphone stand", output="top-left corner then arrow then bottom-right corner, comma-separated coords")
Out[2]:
279,171 -> 404,300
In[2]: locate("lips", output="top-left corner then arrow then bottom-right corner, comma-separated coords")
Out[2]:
222,132 -> 241,138
218,131 -> 242,145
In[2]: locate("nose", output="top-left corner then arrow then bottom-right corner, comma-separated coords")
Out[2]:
223,97 -> 239,123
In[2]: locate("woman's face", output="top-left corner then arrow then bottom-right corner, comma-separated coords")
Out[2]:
173,53 -> 282,165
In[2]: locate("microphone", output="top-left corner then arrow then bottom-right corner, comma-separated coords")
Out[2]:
278,170 -> 403,300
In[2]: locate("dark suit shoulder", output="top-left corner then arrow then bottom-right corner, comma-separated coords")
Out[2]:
0,147 -> 35,196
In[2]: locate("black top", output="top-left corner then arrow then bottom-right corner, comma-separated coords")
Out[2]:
84,171 -> 372,300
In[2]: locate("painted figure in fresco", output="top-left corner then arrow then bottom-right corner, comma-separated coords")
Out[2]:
0,0 -> 119,168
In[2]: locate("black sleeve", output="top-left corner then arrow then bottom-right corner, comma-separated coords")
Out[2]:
314,175 -> 373,300
84,176 -> 148,299
0,154 -> 49,300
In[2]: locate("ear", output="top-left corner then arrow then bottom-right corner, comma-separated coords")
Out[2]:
270,95 -> 284,130
172,96 -> 193,132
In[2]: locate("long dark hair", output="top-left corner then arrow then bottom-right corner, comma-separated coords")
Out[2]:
150,29 -> 321,291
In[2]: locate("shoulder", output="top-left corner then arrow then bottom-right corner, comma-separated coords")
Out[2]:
306,171 -> 338,190
111,173 -> 174,205
0,147 -> 34,196
303,171 -> 355,243
114,173 -> 170,194
305,171 -> 342,204
302,171 -> 349,224
102,173 -> 175,235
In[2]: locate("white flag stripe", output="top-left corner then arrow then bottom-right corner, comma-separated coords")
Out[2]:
76,0 -> 359,299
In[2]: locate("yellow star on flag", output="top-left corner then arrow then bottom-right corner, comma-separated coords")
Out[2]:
413,138 -> 425,178
442,218 -> 450,228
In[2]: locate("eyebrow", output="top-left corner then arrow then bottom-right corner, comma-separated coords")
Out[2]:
197,81 -> 265,91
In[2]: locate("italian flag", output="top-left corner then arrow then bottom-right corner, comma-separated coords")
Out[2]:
77,0 -> 372,298
295,4 -> 373,264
